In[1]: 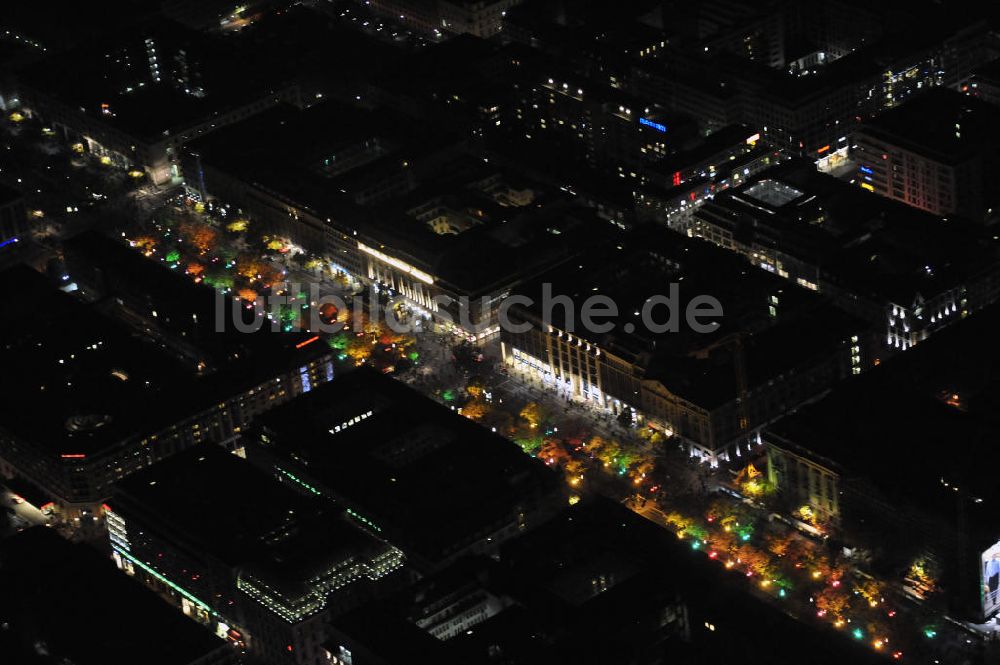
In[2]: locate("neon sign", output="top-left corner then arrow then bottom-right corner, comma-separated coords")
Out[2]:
295,335 -> 320,349
639,117 -> 666,133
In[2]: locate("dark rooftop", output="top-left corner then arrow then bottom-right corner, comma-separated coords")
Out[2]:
253,368 -> 563,566
327,498 -> 888,665
0,237 -> 328,457
970,56 -> 1000,87
0,265 -> 205,456
697,159 -> 1000,305
185,100 -> 452,216
0,181 -> 22,207
0,2 -> 155,60
767,301 -> 1000,543
857,88 -> 1000,165
113,442 -> 398,613
18,22 -> 295,142
113,444 -> 322,567
187,102 -> 611,295
511,228 -> 866,407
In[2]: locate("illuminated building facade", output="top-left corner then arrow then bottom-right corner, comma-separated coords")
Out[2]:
109,445 -> 405,665
631,7 -> 994,160
853,89 -> 1000,222
765,432 -> 843,527
0,242 -> 335,531
184,104 -> 606,340
500,231 -> 870,465
689,160 -> 1000,353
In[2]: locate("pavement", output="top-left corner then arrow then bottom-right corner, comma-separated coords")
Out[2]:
6,112 -> 988,663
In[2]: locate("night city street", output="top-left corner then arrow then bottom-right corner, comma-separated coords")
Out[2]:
4,2 -> 1000,665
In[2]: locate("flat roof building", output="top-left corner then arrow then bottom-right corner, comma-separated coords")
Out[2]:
109,444 -> 405,665
0,237 -> 334,530
632,4 -> 995,159
500,228 -> 872,464
184,102 -> 612,339
366,0 -> 523,38
13,23 -> 301,183
323,498 -> 888,665
690,159 -> 1000,352
963,56 -> 1000,108
853,89 -> 1000,222
249,368 -> 566,572
765,302 -> 1000,621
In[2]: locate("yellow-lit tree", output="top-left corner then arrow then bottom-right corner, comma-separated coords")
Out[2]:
854,578 -> 885,608
907,557 -> 938,595
132,235 -> 157,255
815,587 -> 850,620
461,399 -> 490,421
519,402 -> 549,429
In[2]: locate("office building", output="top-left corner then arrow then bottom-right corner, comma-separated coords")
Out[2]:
962,57 -> 1000,108
500,229 -> 871,465
109,444 -> 404,665
689,160 -> 1000,351
249,368 -> 565,572
12,23 -> 300,184
510,67 -> 698,174
322,498 -> 888,665
765,302 -> 1000,621
439,0 -> 523,38
632,5 -> 995,159
0,238 -> 334,529
853,89 -> 1000,222
183,102 -> 610,340
501,1 -> 669,83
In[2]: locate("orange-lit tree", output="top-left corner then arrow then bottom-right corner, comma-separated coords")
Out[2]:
180,221 -> 218,255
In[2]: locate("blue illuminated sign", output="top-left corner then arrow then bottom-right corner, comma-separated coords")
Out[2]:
859,165 -> 873,175
639,117 -> 667,133
0,237 -> 18,249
